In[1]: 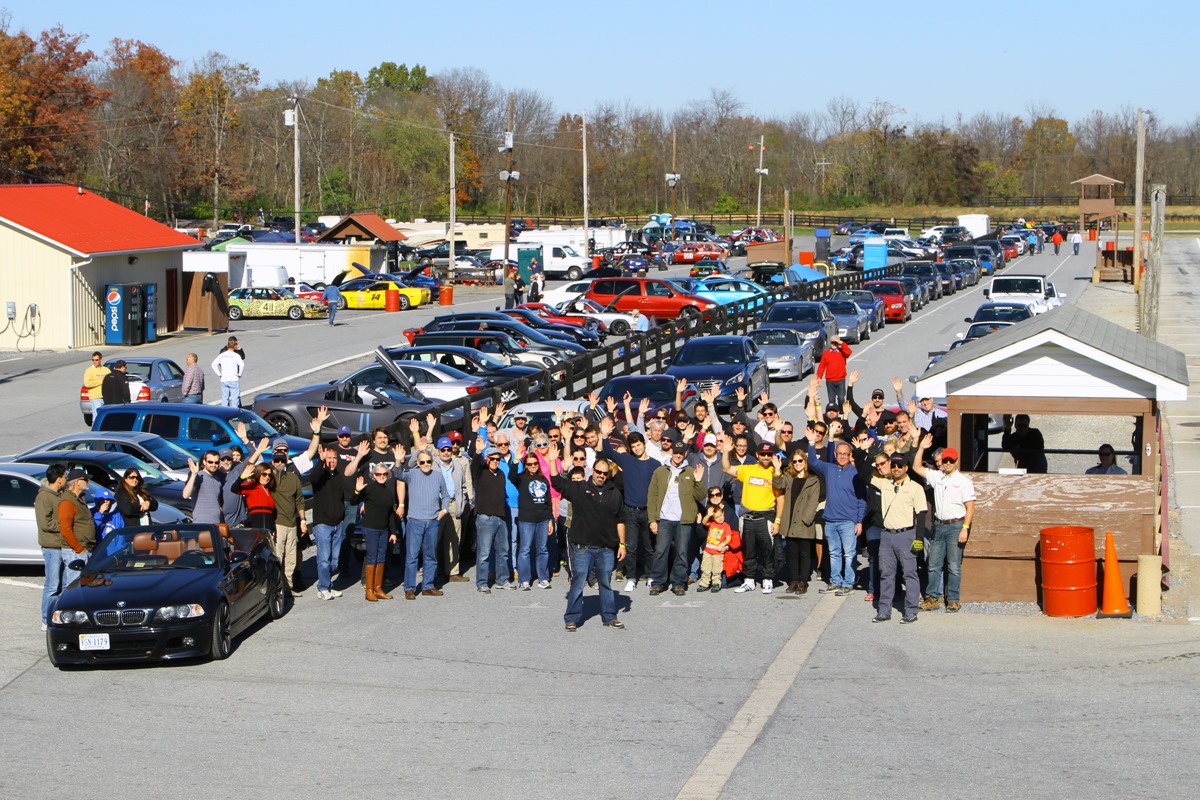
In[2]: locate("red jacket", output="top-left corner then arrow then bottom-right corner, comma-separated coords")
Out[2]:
817,342 -> 852,382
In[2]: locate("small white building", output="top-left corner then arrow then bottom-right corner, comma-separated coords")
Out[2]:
0,184 -> 201,350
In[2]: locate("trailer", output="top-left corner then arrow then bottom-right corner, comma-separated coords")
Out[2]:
223,242 -> 385,288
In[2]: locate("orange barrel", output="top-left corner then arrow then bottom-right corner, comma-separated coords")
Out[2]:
385,289 -> 401,312
439,285 -> 454,306
1088,228 -> 1097,241
1039,526 -> 1098,616
593,255 -> 602,269
1104,240 -> 1115,251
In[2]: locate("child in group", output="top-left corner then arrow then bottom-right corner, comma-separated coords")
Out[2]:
90,486 -> 124,544
697,504 -> 733,593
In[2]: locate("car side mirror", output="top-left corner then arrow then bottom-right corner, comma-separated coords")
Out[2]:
662,357 -> 671,367
982,289 -> 990,298
956,332 -> 966,340
68,559 -> 86,572
229,551 -> 250,564
964,317 -> 973,323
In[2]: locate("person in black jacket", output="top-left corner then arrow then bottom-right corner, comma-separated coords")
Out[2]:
101,360 -> 132,405
471,445 -> 514,592
310,445 -> 347,600
548,441 -> 626,631
115,467 -> 158,526
514,452 -> 553,590
853,442 -> 891,603
353,456 -> 401,602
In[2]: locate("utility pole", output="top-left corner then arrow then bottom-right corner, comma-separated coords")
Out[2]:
1132,108 -> 1146,293
448,133 -> 456,283
286,97 -> 301,244
670,129 -> 678,241
581,111 -> 589,245
754,135 -> 766,227
814,155 -> 833,193
784,189 -> 792,265
502,92 -> 515,268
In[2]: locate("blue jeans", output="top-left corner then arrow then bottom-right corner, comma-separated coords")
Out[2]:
220,381 -> 240,407
90,398 -> 104,416
41,547 -> 66,624
313,523 -> 345,592
826,519 -> 858,588
360,527 -> 388,565
405,517 -> 440,591
517,519 -> 550,584
327,303 -> 338,326
564,545 -> 617,625
475,514 -> 511,588
927,520 -> 965,602
182,394 -> 203,404
507,506 -> 519,577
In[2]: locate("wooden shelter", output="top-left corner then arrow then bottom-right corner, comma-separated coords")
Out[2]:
1071,173 -> 1123,234
316,213 -> 407,244
914,306 -> 1187,601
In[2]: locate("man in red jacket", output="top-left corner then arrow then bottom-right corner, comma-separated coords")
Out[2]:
817,337 -> 852,408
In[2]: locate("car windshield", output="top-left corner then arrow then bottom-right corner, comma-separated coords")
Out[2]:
966,323 -> 1010,339
84,526 -> 221,572
675,341 -> 743,365
991,279 -> 1044,294
763,305 -> 820,323
866,284 -> 899,297
104,454 -> 172,485
561,245 -> 580,257
750,329 -> 799,347
824,301 -> 859,315
974,306 -> 1032,322
140,438 -> 194,470
233,412 -> 279,441
115,361 -> 154,381
600,378 -> 673,402
949,260 -> 976,270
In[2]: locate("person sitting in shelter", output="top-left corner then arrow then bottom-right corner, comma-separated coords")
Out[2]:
1085,443 -> 1128,475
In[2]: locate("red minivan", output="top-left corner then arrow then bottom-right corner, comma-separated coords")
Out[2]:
584,278 -> 716,322
862,280 -> 911,323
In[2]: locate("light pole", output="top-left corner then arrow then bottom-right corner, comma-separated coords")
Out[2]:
284,98 -> 301,243
753,135 -> 768,228
665,173 -> 680,245
500,93 -> 515,272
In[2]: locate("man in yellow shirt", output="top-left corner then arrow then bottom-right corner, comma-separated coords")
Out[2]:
82,351 -> 110,419
722,438 -> 783,593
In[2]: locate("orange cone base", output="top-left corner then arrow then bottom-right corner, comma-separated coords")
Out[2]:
1097,531 -> 1133,619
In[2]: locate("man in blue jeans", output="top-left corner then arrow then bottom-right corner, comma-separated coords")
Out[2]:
397,450 -> 449,599
309,445 -> 347,600
36,464 -> 68,629
471,446 -> 514,592
550,448 -> 626,631
913,435 -> 976,612
805,431 -> 866,595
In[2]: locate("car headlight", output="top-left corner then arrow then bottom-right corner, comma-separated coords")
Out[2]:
890,303 -> 904,309
802,331 -> 820,339
778,354 -> 797,362
155,603 -> 206,621
837,328 -> 848,336
51,610 -> 89,625
541,356 -> 556,367
724,374 -> 744,386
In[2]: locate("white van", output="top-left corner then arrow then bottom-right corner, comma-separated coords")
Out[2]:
488,243 -> 590,280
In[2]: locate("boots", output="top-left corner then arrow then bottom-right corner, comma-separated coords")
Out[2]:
375,564 -> 394,600
787,581 -> 800,594
364,564 -> 378,602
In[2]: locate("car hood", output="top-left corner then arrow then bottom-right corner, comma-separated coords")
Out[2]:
758,344 -> 803,359
830,312 -> 862,325
665,364 -> 746,381
757,321 -> 823,335
57,567 -> 221,611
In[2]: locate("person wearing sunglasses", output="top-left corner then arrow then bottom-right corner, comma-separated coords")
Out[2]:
912,433 -> 975,614
857,451 -> 894,605
353,458 -> 403,602
647,442 -> 708,596
773,451 -> 821,594
395,447 -> 449,600
515,454 -> 554,590
873,454 -> 926,624
549,444 -> 626,631
471,446 -> 516,593
722,439 -> 783,594
184,449 -> 230,525
597,415 -> 660,594
803,427 -> 867,597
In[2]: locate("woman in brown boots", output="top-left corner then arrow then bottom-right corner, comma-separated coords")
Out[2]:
353,462 -> 401,601
774,451 -> 821,594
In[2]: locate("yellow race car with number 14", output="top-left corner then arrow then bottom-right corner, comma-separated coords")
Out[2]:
338,278 -> 429,310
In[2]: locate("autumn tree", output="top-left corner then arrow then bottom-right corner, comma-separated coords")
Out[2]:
177,52 -> 259,226
0,22 -> 103,176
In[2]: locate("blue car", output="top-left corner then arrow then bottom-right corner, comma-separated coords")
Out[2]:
847,228 -> 882,246
93,403 -> 312,462
828,289 -> 886,331
691,277 -> 772,314
822,299 -> 872,343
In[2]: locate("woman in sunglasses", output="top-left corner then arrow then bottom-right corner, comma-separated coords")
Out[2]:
515,453 -> 554,590
773,451 -> 821,594
116,467 -> 158,527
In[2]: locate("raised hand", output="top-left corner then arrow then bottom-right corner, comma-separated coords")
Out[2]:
847,369 -> 859,386
758,390 -> 769,407
586,391 -> 599,407
772,453 -> 783,472
478,405 -> 490,426
547,442 -> 560,462
234,420 -> 248,442
804,425 -> 818,444
604,395 -> 618,414
355,475 -> 366,492
598,415 -> 614,437
255,437 -> 270,454
907,399 -> 918,415
409,417 -> 421,434
356,440 -> 371,456
676,377 -> 688,395
683,422 -> 696,441
426,411 -> 436,432
391,442 -> 406,462
494,401 -> 506,421
921,432 -> 934,450
693,463 -> 704,481
638,397 -> 651,415
735,386 -> 747,404
892,375 -> 904,394
187,457 -> 199,475
702,386 -> 718,404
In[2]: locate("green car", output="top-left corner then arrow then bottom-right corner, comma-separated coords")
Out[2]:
226,287 -> 328,320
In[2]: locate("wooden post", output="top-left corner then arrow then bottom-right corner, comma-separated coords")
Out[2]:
1132,109 -> 1145,291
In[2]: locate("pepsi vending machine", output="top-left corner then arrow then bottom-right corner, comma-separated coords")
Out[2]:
144,283 -> 157,343
105,284 -> 146,346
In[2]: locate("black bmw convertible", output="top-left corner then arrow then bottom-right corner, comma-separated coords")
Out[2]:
46,524 -> 286,667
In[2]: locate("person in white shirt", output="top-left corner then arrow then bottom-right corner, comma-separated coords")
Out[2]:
912,434 -> 975,613
1085,444 -> 1128,475
211,343 -> 245,408
1071,230 -> 1083,256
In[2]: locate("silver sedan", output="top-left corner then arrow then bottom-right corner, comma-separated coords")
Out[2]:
747,327 -> 815,381
392,362 -> 493,405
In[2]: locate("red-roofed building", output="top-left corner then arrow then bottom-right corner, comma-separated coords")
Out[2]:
0,184 -> 201,349
316,213 -> 407,244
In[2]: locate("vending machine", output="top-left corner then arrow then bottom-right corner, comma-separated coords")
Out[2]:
104,283 -> 148,346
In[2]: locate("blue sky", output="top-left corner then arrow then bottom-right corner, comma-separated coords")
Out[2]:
7,0 -> 1195,127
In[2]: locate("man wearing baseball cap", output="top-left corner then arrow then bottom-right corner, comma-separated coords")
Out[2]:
873,454 -> 926,624
56,469 -> 97,589
432,435 -> 473,582
816,336 -> 852,408
722,439 -> 783,594
912,434 -> 975,613
647,441 -> 707,595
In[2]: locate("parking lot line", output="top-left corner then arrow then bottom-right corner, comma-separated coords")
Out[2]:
0,578 -> 40,589
674,592 -> 845,800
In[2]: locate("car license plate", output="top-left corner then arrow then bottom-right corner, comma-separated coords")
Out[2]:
79,633 -> 110,651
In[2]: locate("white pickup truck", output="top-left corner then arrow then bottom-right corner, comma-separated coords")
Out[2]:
983,274 -> 1064,315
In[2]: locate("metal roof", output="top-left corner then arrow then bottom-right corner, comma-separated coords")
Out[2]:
920,304 -> 1188,387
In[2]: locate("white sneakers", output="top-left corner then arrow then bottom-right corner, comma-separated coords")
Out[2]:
328,588 -> 343,598
316,590 -> 333,601
536,580 -> 551,589
736,580 -> 756,593
623,579 -> 636,593
762,580 -> 774,594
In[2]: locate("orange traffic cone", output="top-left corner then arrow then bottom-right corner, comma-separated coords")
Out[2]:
1096,530 -> 1133,619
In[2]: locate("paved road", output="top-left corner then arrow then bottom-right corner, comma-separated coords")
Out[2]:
4,240 -> 1199,799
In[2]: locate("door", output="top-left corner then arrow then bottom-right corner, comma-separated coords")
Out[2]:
157,361 -> 185,402
165,269 -> 179,331
0,475 -> 40,563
